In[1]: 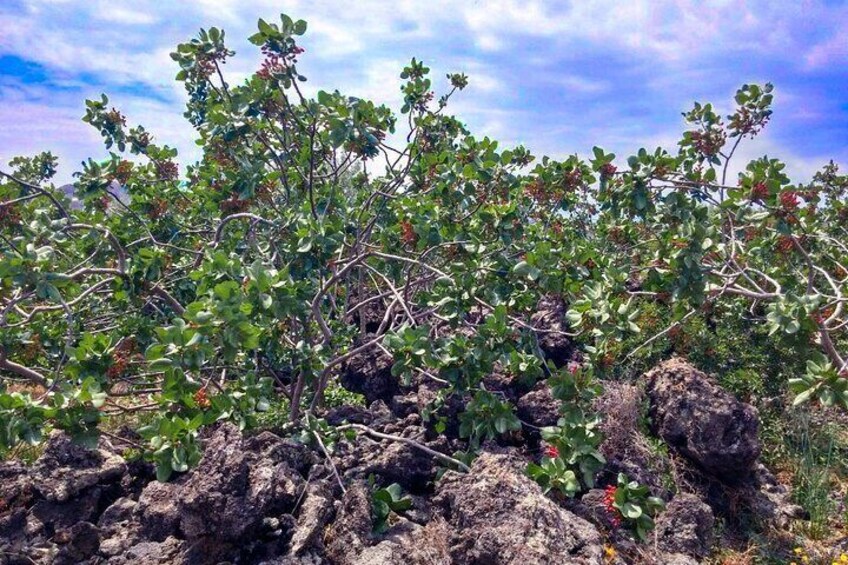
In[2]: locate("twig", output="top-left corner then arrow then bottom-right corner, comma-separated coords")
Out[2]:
101,429 -> 145,450
312,430 -> 346,494
336,423 -> 471,473
625,309 -> 698,361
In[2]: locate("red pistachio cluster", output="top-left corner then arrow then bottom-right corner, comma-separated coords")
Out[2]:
729,105 -> 770,137
147,199 -> 169,221
220,195 -> 250,214
113,160 -> 134,185
811,307 -> 836,326
750,182 -> 769,201
780,190 -> 800,211
777,235 -> 796,254
257,45 -> 304,80
400,220 -> 417,246
156,160 -> 180,182
193,387 -> 211,410
105,108 -> 127,128
689,128 -> 726,157
133,131 -> 151,151
600,163 -> 617,178
603,485 -> 622,528
106,339 -> 137,379
0,205 -> 22,228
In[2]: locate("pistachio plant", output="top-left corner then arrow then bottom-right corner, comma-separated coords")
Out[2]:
0,13 -> 845,483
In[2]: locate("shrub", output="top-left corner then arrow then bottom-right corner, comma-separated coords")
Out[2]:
0,13 -> 845,485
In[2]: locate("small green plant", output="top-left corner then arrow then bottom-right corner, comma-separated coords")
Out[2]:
527,363 -> 605,496
605,473 -> 665,541
458,390 -> 521,448
527,443 -> 582,496
370,481 -> 412,534
137,414 -> 204,482
323,380 -> 366,408
254,395 -> 291,430
536,420 -> 605,489
790,352 -> 848,409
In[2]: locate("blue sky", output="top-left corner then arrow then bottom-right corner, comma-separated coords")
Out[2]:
1,0 -> 846,185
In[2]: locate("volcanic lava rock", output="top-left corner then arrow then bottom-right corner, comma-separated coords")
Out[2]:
30,431 -> 126,503
325,481 -> 451,565
176,424 -> 304,540
655,494 -> 714,559
646,358 -> 761,482
517,382 -> 561,429
530,295 -> 578,368
341,344 -> 397,404
435,451 -> 603,564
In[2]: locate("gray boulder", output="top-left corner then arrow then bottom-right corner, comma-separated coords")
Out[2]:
435,451 -> 603,564
655,494 -> 714,559
647,358 -> 761,482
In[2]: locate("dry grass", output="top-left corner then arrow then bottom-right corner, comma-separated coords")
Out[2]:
594,382 -> 643,461
3,382 -> 47,397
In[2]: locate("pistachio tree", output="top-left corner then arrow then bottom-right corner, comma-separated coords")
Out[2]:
0,14 -> 845,481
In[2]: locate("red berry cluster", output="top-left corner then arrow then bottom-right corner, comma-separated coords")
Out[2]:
549,220 -> 563,236
95,195 -> 112,212
838,207 -> 848,226
113,160 -> 134,185
600,163 -> 617,178
220,195 -> 250,214
400,220 -> 417,246
780,190 -> 799,211
776,235 -> 796,254
194,387 -> 211,410
543,444 -> 559,459
0,204 -> 22,228
811,307 -> 835,325
750,182 -> 769,201
603,485 -> 622,528
147,198 -> 169,220
729,106 -> 770,137
607,226 -> 627,244
689,128 -> 726,157
744,226 -> 760,241
414,91 -> 435,112
106,338 -> 137,379
105,108 -> 127,128
133,131 -> 151,151
524,178 -> 548,202
255,181 -> 275,204
257,44 -> 304,80
563,168 -> 584,193
22,334 -> 42,363
156,160 -> 180,181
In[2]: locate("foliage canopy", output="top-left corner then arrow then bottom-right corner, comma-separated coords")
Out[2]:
1,14 -> 846,483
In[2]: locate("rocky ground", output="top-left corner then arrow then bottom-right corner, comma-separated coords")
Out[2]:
0,356 -> 808,564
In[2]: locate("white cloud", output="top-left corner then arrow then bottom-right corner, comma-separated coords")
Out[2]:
95,3 -> 158,25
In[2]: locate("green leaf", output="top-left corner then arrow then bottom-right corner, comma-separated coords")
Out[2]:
258,18 -> 274,35
792,386 -> 817,406
155,460 -> 173,482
